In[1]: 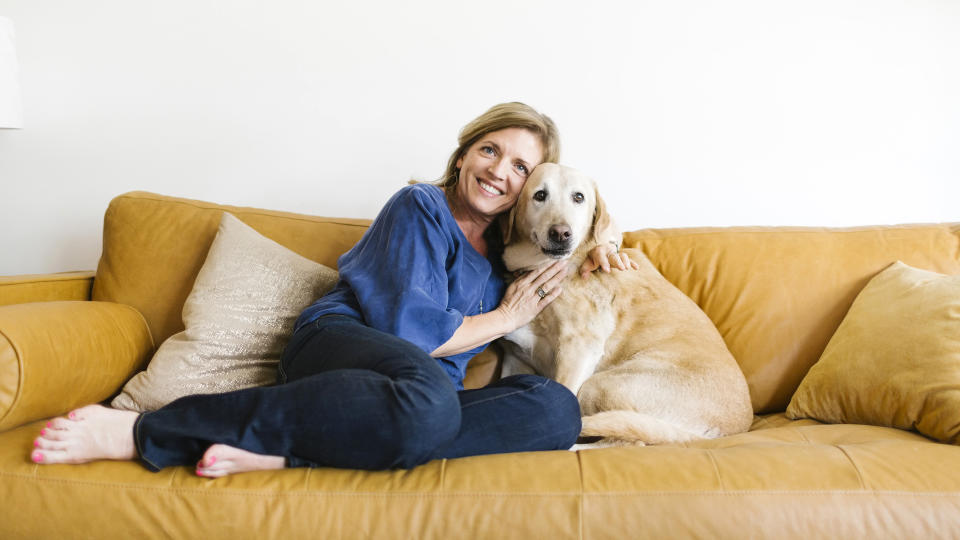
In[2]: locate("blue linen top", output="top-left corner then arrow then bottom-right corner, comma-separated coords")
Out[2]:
295,183 -> 506,390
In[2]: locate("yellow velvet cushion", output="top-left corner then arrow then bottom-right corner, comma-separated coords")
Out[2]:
786,261 -> 960,443
111,213 -> 338,412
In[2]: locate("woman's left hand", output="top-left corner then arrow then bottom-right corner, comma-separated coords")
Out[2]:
579,242 -> 639,278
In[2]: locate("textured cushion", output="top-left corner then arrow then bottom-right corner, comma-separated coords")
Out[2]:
786,261 -> 960,443
112,213 -> 338,412
92,191 -> 369,347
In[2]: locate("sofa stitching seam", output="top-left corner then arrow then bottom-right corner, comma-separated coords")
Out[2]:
836,444 -> 867,490
121,303 -> 156,350
0,327 -> 24,428
625,223 -> 960,241
0,472 -> 958,497
111,193 -> 370,229
576,451 -> 584,540
440,458 -> 447,492
0,274 -> 95,287
794,426 -> 813,444
705,449 -> 727,491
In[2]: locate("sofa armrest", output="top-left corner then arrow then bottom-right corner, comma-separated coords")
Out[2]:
0,271 -> 95,307
0,301 -> 154,432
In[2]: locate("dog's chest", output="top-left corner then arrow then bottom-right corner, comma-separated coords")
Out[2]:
503,275 -> 619,373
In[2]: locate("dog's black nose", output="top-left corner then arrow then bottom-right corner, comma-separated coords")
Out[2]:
548,224 -> 572,244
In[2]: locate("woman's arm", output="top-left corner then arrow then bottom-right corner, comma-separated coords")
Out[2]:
431,260 -> 568,357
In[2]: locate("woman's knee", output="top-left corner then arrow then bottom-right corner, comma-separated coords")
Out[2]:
502,374 -> 582,449
387,391 -> 462,468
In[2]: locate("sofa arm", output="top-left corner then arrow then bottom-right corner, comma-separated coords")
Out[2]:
0,301 -> 154,431
0,271 -> 95,307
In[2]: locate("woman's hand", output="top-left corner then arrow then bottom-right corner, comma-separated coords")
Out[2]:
431,260 -> 568,357
579,242 -> 639,278
495,259 -> 568,332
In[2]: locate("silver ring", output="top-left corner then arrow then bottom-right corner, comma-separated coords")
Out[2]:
536,286 -> 547,299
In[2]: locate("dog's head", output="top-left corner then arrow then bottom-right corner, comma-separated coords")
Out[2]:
501,163 -> 610,272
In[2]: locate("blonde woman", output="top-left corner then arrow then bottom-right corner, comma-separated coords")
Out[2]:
33,103 -> 631,476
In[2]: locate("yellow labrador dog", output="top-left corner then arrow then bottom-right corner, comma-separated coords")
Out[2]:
500,163 -> 753,446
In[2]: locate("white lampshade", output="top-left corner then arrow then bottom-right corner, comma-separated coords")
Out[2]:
0,16 -> 23,129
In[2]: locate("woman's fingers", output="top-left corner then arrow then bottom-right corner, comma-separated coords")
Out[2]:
541,284 -> 563,306
531,260 -> 568,289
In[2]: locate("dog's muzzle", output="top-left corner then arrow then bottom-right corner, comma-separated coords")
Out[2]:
542,224 -> 573,257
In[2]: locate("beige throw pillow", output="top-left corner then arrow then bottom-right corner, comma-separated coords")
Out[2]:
786,261 -> 960,444
112,212 -> 338,412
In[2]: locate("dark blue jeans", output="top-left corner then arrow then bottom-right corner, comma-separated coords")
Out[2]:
134,315 -> 581,471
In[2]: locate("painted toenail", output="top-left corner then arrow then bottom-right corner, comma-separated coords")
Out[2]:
209,456 -> 217,465
40,429 -> 46,436
34,440 -> 39,447
46,422 -> 52,428
32,452 -> 43,463
69,412 -> 76,419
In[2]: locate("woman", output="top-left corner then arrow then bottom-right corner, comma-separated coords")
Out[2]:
32,102 -> 631,477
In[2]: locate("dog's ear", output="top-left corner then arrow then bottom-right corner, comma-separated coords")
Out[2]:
591,184 -> 613,245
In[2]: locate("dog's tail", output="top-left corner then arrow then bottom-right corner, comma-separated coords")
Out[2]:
579,410 -> 707,445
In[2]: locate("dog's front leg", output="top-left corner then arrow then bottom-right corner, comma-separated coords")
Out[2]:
552,341 -> 605,397
499,340 -> 537,378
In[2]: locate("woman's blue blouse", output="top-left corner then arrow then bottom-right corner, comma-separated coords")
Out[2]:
295,183 -> 506,389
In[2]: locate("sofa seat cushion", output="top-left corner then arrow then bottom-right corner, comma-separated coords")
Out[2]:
3,415 -> 960,538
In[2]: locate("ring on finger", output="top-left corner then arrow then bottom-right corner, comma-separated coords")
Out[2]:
536,286 -> 547,299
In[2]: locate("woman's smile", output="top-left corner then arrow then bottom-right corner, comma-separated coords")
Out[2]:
453,127 -> 544,221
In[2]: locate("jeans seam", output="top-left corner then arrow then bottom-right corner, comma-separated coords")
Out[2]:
460,378 -> 551,409
133,413 -> 161,472
278,319 -> 326,384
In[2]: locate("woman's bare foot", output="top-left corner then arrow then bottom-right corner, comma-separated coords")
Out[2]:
32,404 -> 138,465
196,444 -> 285,478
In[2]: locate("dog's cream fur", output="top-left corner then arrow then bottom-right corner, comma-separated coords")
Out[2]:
500,164 -> 753,446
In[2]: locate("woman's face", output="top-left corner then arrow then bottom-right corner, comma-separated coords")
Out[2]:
454,127 -> 544,221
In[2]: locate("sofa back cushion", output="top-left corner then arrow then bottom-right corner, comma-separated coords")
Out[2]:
624,224 -> 960,414
92,192 -> 370,347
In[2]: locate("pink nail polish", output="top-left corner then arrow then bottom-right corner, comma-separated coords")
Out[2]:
32,452 -> 43,463
40,429 -> 46,436
69,412 -> 76,419
46,422 -> 52,428
209,456 -> 216,465
34,440 -> 39,448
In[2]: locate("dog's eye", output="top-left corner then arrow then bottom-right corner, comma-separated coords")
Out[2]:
533,190 -> 547,202
572,192 -> 585,204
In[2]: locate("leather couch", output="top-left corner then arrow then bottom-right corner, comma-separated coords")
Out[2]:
2,191 -> 959,538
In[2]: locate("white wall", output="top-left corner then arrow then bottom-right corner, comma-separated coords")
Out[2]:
1,0 -> 958,275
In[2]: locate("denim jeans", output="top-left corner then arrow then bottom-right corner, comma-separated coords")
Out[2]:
135,315 -> 581,471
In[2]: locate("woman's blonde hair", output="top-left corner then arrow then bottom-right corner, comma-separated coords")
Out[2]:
437,102 -> 560,190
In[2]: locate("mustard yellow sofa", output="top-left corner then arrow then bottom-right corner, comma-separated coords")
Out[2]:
2,191 -> 960,539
